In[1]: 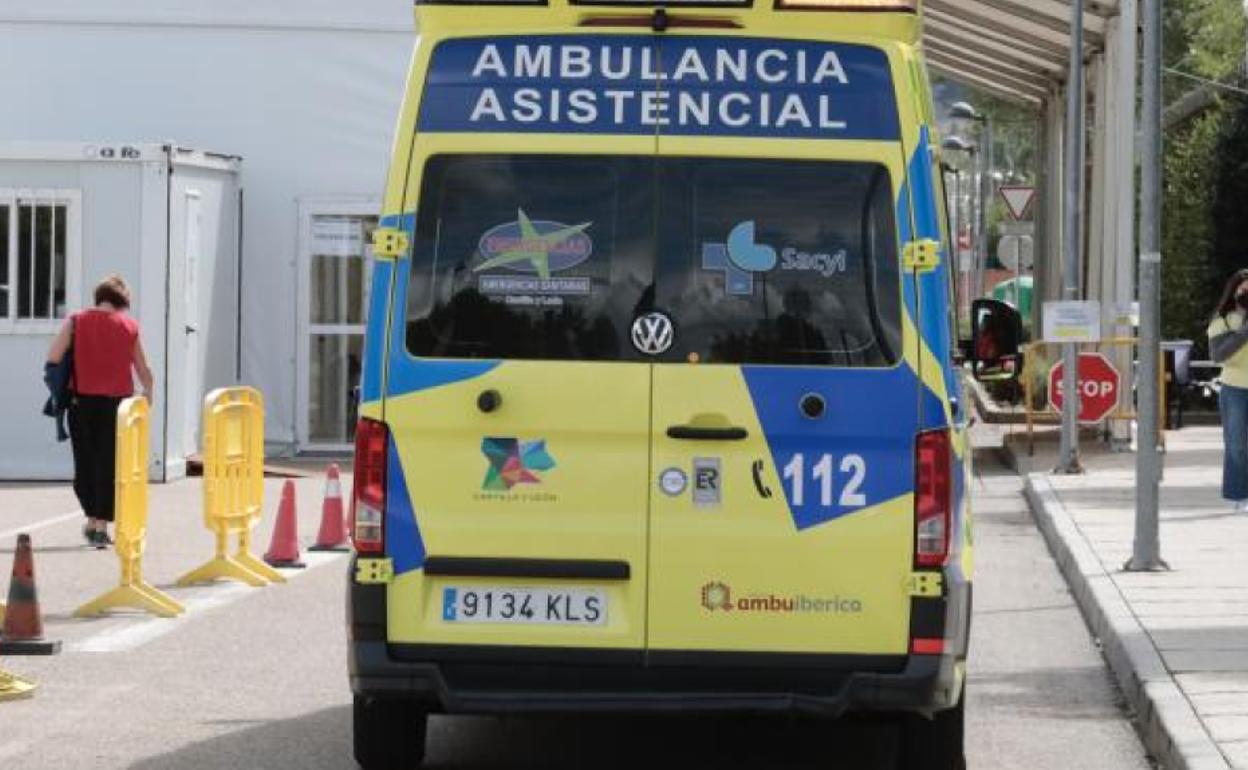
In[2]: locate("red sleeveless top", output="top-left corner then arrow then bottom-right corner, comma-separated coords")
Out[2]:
73,309 -> 139,397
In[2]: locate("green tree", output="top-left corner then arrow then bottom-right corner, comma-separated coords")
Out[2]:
1163,109 -> 1224,349
1160,0 -> 1244,353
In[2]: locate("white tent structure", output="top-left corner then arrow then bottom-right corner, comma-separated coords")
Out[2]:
0,143 -> 240,481
0,0 -> 413,476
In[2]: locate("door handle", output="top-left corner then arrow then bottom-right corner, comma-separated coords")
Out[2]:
666,425 -> 748,441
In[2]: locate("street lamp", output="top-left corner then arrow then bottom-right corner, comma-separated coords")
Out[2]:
949,102 -> 993,303
941,136 -> 976,251
941,136 -> 976,325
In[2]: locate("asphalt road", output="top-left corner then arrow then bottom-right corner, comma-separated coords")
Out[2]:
0,456 -> 1152,769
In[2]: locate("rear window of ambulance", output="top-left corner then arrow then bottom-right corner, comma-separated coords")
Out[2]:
406,154 -> 654,360
656,158 -> 901,366
406,154 -> 901,366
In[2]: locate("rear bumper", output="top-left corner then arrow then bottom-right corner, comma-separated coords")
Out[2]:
351,640 -> 957,717
347,561 -> 969,717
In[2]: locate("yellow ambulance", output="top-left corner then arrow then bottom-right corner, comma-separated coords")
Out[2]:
349,0 -> 972,766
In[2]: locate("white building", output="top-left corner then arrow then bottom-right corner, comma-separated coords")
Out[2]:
0,0 -> 414,478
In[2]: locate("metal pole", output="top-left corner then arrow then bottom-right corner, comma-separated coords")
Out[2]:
953,171 -> 964,323
1127,0 -> 1167,569
977,124 -> 991,300
964,149 -> 976,309
1056,0 -> 1085,474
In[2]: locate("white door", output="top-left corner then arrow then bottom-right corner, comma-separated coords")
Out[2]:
297,200 -> 379,451
183,190 -> 203,458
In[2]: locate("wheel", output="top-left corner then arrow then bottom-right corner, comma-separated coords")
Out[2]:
897,691 -> 965,770
353,695 -> 428,770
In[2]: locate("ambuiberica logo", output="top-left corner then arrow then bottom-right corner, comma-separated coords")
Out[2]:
699,581 -> 864,615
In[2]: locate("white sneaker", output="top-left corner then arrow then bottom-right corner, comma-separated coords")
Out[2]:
1237,500 -> 1248,513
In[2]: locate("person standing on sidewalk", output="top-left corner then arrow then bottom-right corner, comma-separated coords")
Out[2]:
45,275 -> 154,548
1209,269 -> 1248,512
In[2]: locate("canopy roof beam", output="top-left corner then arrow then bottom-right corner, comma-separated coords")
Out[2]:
924,19 -> 1066,81
925,38 -> 1058,85
927,0 -> 1099,55
926,50 -> 1052,98
925,7 -> 1073,66
1048,0 -> 1119,18
955,0 -> 1107,41
927,58 -> 1048,104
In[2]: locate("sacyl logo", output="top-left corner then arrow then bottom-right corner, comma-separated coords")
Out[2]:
631,312 -> 674,355
702,220 -> 849,296
702,221 -> 775,296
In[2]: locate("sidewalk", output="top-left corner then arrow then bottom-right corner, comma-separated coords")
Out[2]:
1009,424 -> 1241,770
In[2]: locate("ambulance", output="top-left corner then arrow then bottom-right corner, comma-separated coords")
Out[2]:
348,0 -> 972,766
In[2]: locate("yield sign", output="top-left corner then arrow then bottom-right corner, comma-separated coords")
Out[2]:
998,186 -> 1036,221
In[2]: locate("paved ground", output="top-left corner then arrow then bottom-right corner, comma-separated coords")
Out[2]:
1014,425 -> 1248,769
0,456 -> 1150,768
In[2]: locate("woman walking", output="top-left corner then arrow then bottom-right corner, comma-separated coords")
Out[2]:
46,275 -> 154,547
1210,269 -> 1248,512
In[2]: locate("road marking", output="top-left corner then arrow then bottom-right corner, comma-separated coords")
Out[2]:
0,511 -> 83,542
69,550 -> 349,653
0,741 -> 30,761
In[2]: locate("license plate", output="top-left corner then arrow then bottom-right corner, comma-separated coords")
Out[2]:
442,586 -> 607,626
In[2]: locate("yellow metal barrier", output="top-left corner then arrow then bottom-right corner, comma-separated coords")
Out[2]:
75,398 -> 186,619
0,665 -> 35,702
1022,338 -> 1166,455
177,387 -> 284,587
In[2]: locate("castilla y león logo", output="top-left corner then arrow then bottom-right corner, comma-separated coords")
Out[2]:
481,437 -> 556,491
701,581 -> 734,612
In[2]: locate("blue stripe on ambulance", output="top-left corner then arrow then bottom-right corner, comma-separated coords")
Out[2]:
361,259 -> 391,404
742,366 -> 919,531
907,127 -> 961,430
377,212 -> 491,576
897,182 -> 919,324
385,433 -> 427,575
899,131 -> 970,570
897,132 -> 958,432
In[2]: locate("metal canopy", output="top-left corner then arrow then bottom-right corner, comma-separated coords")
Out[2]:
928,59 -> 1047,105
921,0 -> 1106,106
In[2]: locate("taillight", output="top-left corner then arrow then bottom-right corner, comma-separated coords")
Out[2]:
351,418 -> 388,555
914,429 -> 953,568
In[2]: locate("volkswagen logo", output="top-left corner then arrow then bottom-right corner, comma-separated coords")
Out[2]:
631,312 -> 674,356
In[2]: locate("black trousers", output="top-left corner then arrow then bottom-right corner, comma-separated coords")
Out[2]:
68,395 -> 123,523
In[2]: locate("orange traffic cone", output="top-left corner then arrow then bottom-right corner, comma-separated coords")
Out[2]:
0,535 -> 61,655
310,464 -> 350,552
264,481 -> 306,569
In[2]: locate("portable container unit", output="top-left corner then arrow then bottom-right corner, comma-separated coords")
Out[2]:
0,142 -> 241,481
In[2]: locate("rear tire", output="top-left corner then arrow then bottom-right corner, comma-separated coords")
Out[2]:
353,695 -> 428,770
897,690 -> 965,770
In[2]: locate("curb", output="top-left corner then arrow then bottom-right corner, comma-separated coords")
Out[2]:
964,374 -> 1028,425
1022,472 -> 1229,770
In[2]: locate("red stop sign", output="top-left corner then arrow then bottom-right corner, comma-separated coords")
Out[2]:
1048,353 -> 1121,424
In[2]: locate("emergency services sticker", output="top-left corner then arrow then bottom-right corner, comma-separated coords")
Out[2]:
692,458 -> 722,507
659,467 -> 688,497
